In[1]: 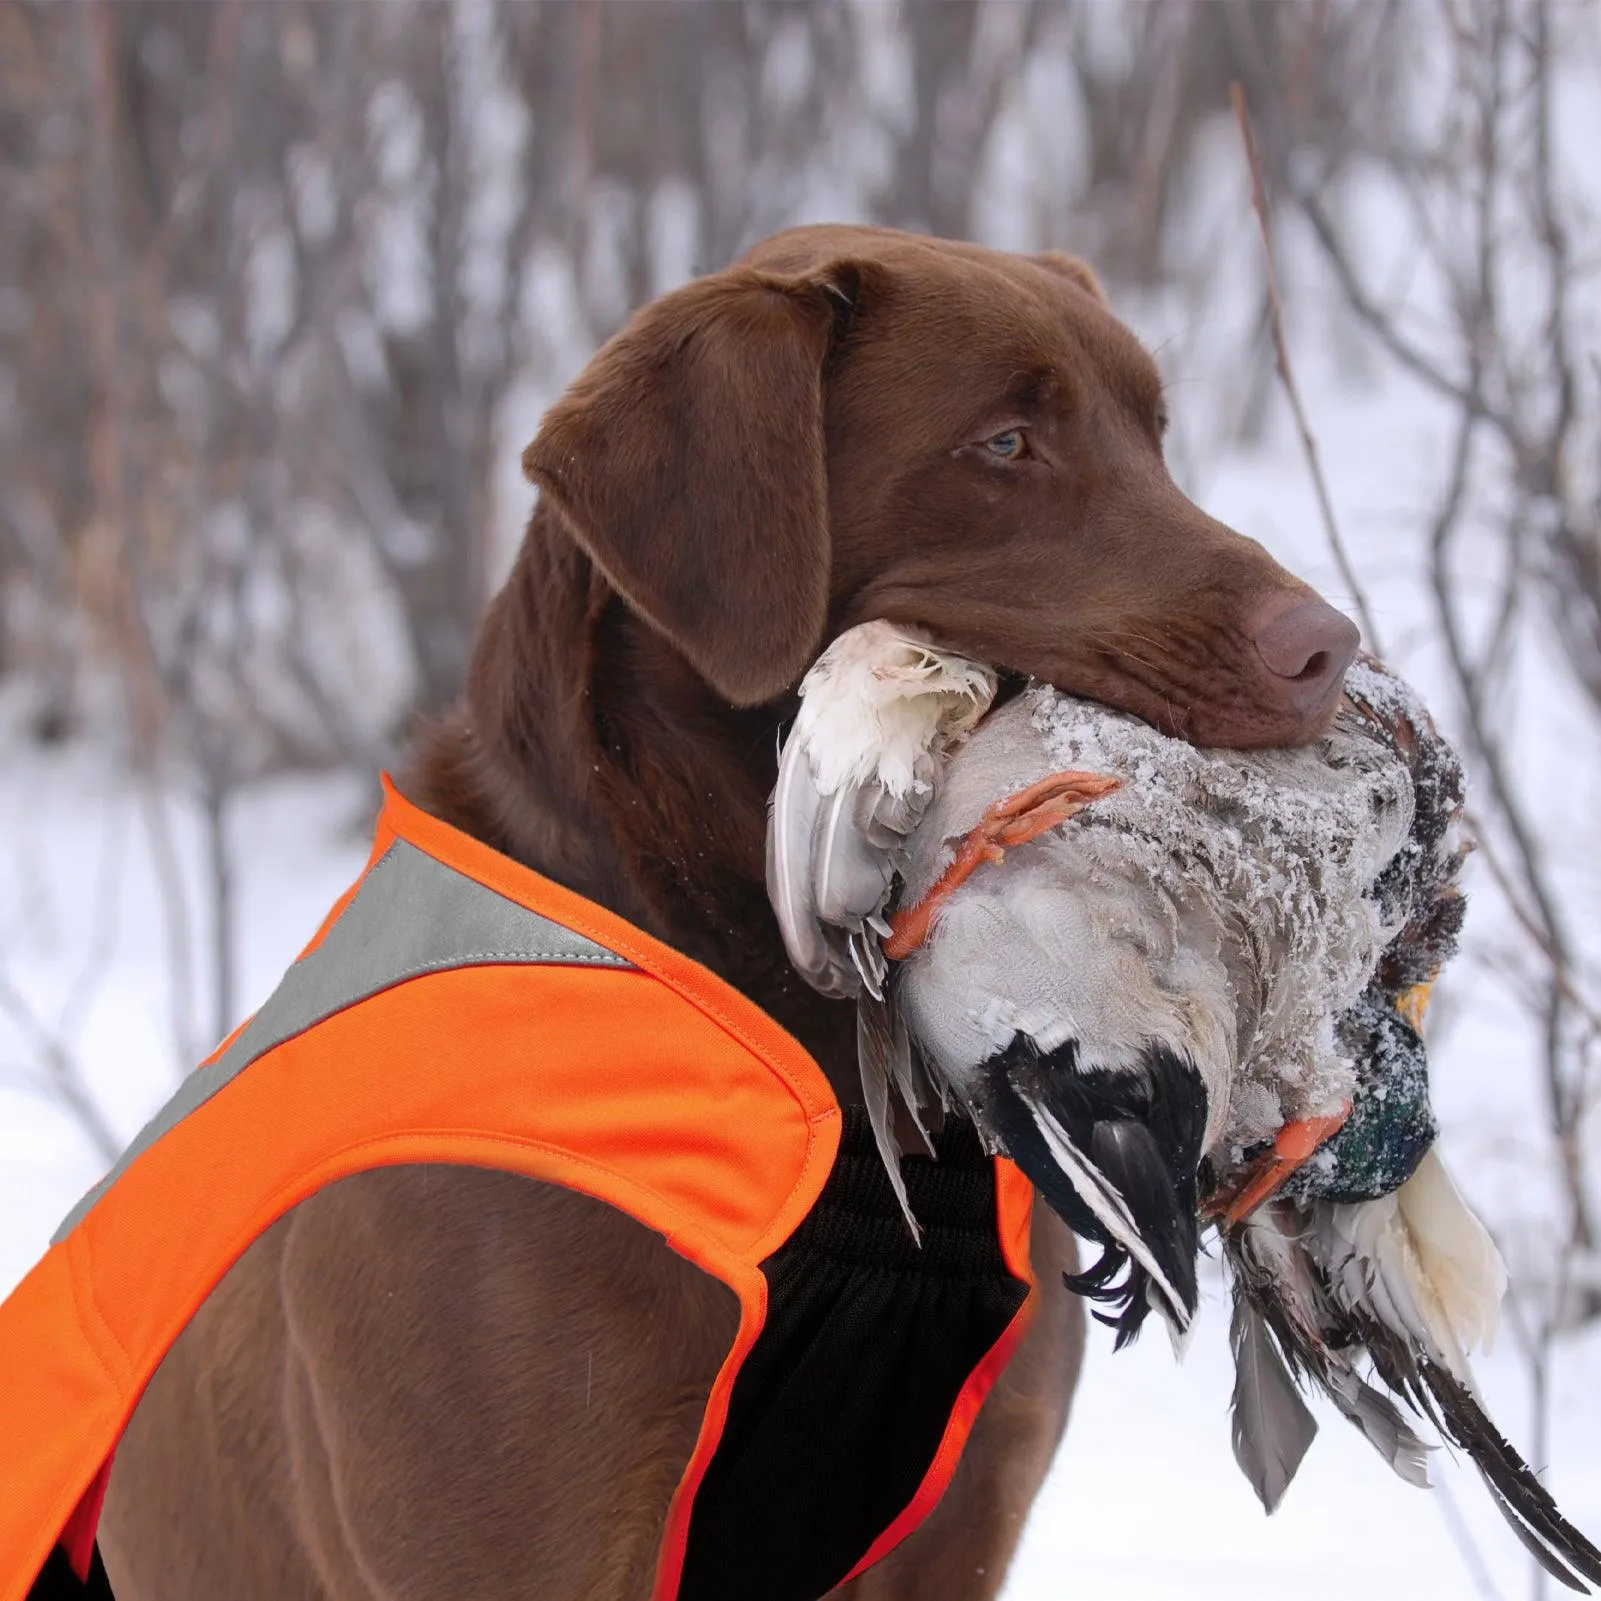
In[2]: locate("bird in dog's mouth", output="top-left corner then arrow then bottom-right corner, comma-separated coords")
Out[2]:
766,619 -> 1601,1592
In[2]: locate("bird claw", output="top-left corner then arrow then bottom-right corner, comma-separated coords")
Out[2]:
1205,1103 -> 1353,1226
883,770 -> 1119,960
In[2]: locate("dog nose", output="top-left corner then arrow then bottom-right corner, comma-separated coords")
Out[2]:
1249,594 -> 1360,709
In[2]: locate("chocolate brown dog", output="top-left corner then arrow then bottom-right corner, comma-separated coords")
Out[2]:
99,226 -> 1357,1600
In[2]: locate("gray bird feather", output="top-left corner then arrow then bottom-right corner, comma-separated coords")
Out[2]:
1228,1297 -> 1319,1513
857,989 -> 919,1240
766,735 -> 836,994
1323,1365 -> 1432,1488
812,784 -> 895,931
1227,1218 -> 1434,1493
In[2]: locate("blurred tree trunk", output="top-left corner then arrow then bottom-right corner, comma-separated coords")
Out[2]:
0,0 -> 1418,764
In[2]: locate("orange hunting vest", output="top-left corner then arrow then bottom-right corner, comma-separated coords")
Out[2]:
2,779 -> 1036,1601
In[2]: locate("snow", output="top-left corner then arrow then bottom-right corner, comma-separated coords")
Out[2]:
1009,1278 -> 1601,1601
0,747 -> 371,1294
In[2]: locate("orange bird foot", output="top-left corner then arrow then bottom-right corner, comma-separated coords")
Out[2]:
884,770 -> 1120,961
1205,1103 -> 1353,1226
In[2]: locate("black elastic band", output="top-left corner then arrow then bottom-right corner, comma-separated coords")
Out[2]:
26,1545 -> 114,1601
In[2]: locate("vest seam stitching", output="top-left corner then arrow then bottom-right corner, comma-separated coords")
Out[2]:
67,1229 -> 132,1391
254,1128 -> 769,1268
391,811 -> 822,1114
377,949 -> 631,972
764,1106 -> 841,1248
219,955 -> 638,1085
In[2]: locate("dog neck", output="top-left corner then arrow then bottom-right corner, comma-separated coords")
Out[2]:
403,507 -> 860,1100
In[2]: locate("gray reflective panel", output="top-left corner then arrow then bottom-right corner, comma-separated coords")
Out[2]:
55,839 -> 632,1239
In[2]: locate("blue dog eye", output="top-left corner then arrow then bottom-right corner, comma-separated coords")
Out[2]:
986,430 -> 1024,459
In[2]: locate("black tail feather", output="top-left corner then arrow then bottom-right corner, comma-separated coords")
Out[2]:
1418,1359 -> 1601,1592
981,1036 -> 1206,1347
1482,1475 -> 1592,1595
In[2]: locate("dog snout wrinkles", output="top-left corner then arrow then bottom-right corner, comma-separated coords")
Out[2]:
1248,594 -> 1360,715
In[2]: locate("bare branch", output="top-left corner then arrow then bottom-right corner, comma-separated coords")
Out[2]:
1231,82 -> 1385,654
0,962 -> 120,1162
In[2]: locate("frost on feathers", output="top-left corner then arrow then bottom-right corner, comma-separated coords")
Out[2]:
902,661 -> 1466,1167
1023,678 -> 1412,1152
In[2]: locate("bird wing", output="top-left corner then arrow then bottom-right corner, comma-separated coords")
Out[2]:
767,620 -> 996,1000
767,732 -> 837,993
766,621 -> 997,1232
1029,1099 -> 1195,1338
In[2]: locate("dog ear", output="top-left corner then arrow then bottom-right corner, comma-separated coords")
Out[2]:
523,266 -> 854,707
1032,252 -> 1108,304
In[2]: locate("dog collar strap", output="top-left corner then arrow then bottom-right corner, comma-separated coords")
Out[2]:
1,779 -> 1034,1601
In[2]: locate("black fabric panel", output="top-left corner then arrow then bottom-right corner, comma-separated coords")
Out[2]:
677,1108 -> 1030,1601
26,1546 -> 115,1601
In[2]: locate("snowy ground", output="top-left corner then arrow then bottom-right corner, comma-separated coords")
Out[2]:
4,300 -> 1598,1599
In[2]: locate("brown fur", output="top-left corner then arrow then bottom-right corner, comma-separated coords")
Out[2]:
99,226 -> 1354,1600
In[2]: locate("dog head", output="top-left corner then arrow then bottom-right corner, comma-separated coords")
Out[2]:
523,224 -> 1357,749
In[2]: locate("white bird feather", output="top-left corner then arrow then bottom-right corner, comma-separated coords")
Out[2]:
767,620 -> 996,1003
1309,1146 -> 1506,1385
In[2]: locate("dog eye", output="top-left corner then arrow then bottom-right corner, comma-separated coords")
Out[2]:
984,429 -> 1027,460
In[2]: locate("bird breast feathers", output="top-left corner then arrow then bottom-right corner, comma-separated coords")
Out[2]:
792,621 -> 996,797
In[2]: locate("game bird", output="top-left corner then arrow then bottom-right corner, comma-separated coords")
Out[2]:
767,621 -> 1601,1591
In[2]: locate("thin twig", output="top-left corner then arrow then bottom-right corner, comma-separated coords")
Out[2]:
54,786 -> 128,1044
1436,1473 -> 1510,1601
76,0 -> 199,1073
1234,77 -> 1601,1046
1230,82 -> 1385,654
1296,187 -> 1483,414
0,964 -> 120,1162
1468,827 -> 1601,1041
